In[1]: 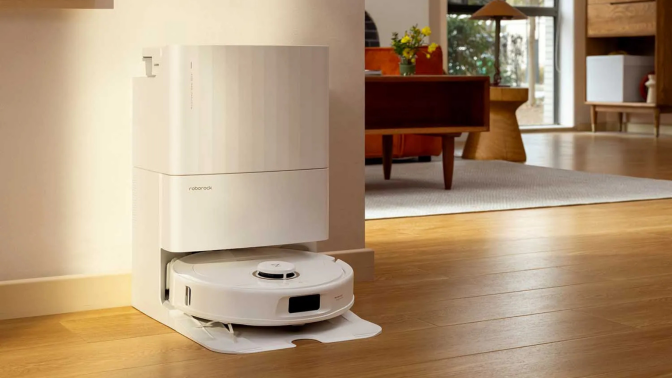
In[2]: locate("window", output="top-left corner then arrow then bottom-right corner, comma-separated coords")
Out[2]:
448,0 -> 558,125
365,11 -> 381,47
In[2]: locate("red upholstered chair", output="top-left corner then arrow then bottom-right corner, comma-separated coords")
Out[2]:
365,46 -> 444,159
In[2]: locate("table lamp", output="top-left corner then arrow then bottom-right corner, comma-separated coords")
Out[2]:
470,0 -> 527,86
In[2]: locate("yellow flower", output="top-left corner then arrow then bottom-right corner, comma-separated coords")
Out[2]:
412,57 -> 417,64
428,42 -> 438,54
400,34 -> 411,44
421,26 -> 432,36
426,54 -> 431,59
403,48 -> 412,59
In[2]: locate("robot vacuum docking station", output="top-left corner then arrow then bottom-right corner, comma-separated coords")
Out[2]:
132,45 -> 381,354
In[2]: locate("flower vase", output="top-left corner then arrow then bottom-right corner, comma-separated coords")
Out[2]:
399,57 -> 415,76
645,74 -> 656,104
399,62 -> 416,76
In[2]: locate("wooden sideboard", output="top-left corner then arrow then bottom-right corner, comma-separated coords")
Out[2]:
0,0 -> 113,8
365,75 -> 490,190
586,0 -> 672,137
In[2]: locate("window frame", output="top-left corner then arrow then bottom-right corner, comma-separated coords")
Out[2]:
447,1 -> 560,124
448,3 -> 558,18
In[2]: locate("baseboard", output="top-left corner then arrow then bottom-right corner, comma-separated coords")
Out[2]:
520,126 -> 576,133
0,247 -> 374,321
0,273 -> 131,321
623,123 -> 672,136
326,248 -> 375,282
575,122 -> 672,136
575,122 -> 592,132
576,122 -> 627,132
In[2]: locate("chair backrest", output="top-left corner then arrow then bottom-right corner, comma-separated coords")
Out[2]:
365,46 -> 444,75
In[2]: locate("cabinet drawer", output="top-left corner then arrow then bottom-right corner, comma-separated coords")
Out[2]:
587,1 -> 656,37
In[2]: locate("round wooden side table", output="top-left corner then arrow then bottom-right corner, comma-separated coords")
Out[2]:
462,87 -> 528,162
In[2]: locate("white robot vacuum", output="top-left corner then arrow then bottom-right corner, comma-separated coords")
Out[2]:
132,45 -> 380,354
167,248 -> 354,326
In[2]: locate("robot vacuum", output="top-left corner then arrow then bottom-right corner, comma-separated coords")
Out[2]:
167,248 -> 355,326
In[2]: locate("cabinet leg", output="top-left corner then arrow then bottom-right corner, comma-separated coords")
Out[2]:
441,135 -> 455,190
654,109 -> 660,138
590,105 -> 597,133
382,135 -> 393,180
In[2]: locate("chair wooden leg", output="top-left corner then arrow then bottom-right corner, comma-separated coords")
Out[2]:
618,112 -> 623,132
590,105 -> 597,133
442,135 -> 455,190
382,135 -> 393,180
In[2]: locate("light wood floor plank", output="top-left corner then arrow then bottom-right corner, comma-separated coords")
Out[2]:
576,297 -> 672,329
370,230 -> 672,270
0,333 -> 223,378
565,255 -> 672,281
355,266 -> 602,302
584,365 -> 672,378
0,308 -> 137,353
0,320 -> 84,353
405,275 -> 672,326
353,325 -> 672,378
60,312 -> 173,343
412,242 -> 672,278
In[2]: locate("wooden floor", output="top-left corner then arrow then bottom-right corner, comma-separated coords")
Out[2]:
3,132 -> 672,377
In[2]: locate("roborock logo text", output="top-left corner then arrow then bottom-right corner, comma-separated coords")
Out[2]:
189,186 -> 212,191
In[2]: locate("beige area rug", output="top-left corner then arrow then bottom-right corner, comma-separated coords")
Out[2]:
365,160 -> 672,220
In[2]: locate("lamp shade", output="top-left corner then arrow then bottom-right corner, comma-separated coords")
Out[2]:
470,0 -> 527,20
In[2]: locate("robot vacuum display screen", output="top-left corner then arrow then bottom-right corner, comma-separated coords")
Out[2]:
288,294 -> 321,313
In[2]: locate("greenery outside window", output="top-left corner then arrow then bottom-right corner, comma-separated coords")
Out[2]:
448,0 -> 558,125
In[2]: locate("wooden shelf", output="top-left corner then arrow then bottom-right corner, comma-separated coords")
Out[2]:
587,0 -> 656,38
584,0 -> 672,137
584,0 -> 672,108
585,102 -> 656,108
588,102 -> 668,118
587,102 -> 672,137
0,0 -> 113,9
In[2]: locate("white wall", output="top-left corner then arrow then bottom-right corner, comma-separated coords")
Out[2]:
0,0 -> 365,281
559,0 -> 590,127
542,16 -> 555,124
428,0 -> 448,72
365,0 -> 429,47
